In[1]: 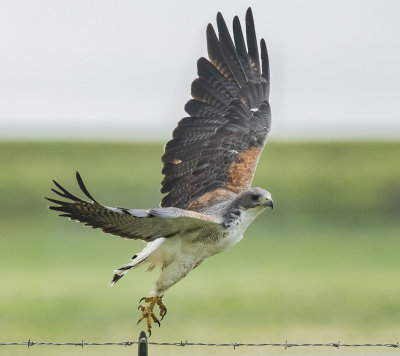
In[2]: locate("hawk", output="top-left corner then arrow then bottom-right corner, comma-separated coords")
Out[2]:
47,7 -> 273,335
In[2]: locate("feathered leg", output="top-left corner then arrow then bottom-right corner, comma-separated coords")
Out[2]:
136,258 -> 195,335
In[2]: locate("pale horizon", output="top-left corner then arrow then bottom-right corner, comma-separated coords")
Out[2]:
1,0 -> 399,140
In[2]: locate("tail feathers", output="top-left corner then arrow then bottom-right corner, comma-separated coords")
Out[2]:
111,271 -> 125,285
111,239 -> 163,286
110,254 -> 147,286
111,263 -> 136,286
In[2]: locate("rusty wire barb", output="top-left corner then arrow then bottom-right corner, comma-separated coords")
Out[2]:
1,340 -> 399,350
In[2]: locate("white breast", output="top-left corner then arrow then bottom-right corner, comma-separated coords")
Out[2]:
212,208 -> 262,254
146,207 -> 264,269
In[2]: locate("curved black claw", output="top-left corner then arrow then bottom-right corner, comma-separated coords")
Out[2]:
139,297 -> 146,303
138,305 -> 142,310
156,319 -> 161,327
160,308 -> 167,321
148,330 -> 152,338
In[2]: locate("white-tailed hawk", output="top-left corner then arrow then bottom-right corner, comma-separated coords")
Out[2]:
47,7 -> 273,335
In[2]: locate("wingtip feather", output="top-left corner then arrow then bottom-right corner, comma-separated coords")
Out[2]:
245,6 -> 260,75
75,172 -> 98,203
246,7 -> 253,17
52,179 -> 65,193
45,197 -> 66,205
260,38 -> 270,82
216,11 -> 225,28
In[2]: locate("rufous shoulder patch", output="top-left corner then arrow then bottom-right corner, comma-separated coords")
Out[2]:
187,188 -> 233,211
226,147 -> 262,193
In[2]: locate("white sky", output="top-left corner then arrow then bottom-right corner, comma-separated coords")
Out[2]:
1,0 -> 399,140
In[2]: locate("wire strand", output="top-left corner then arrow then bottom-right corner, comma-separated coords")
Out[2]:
1,340 -> 399,349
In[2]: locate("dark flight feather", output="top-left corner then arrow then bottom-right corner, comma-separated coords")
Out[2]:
206,23 -> 238,86
245,8 -> 261,77
216,12 -> 248,86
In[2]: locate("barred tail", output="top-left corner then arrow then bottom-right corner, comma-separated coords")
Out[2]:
110,254 -> 143,286
111,239 -> 164,285
111,266 -> 132,285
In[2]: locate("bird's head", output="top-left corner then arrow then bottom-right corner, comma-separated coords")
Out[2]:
236,187 -> 274,211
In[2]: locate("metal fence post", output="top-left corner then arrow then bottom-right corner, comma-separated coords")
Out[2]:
138,331 -> 148,356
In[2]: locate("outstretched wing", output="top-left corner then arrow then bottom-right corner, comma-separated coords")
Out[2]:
46,172 -> 221,242
161,8 -> 271,211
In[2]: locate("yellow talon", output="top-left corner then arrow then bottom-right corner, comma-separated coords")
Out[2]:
137,295 -> 167,335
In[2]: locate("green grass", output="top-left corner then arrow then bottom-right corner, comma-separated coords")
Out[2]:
1,141 -> 399,355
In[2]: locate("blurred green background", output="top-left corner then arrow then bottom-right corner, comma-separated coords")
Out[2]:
1,141 -> 399,356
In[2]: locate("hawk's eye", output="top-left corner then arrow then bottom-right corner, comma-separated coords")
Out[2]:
250,194 -> 259,201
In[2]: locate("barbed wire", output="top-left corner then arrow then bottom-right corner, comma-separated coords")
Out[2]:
1,340 -> 399,350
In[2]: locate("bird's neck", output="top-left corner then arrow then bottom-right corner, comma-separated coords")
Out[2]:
224,205 -> 265,229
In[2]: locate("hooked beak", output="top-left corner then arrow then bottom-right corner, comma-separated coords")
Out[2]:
266,199 -> 274,210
